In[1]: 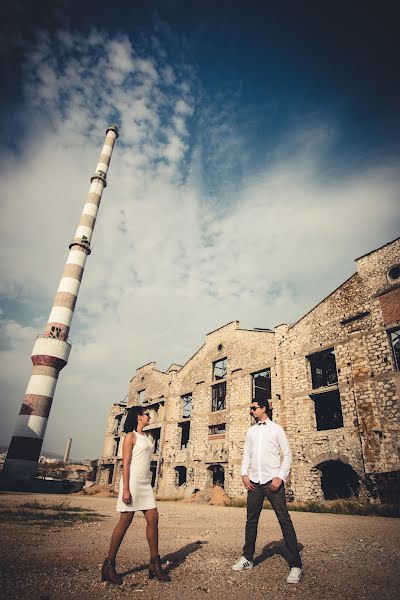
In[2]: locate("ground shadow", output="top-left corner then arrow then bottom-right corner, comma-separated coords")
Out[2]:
253,538 -> 304,567
120,540 -> 207,576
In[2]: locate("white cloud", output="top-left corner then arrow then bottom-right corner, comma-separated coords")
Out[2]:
1,29 -> 399,459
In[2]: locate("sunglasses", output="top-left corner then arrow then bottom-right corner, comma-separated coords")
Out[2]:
143,412 -> 150,417
250,406 -> 259,412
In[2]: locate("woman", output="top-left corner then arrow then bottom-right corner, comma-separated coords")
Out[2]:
102,405 -> 170,584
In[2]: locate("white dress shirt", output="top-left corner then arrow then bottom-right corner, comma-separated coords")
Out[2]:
241,418 -> 292,483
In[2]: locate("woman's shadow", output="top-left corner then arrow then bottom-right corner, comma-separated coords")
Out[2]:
253,539 -> 304,567
120,540 -> 207,576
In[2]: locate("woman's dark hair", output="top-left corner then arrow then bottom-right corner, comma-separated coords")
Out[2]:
124,406 -> 144,433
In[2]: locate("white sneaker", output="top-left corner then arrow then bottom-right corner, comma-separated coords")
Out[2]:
231,556 -> 253,571
286,567 -> 302,583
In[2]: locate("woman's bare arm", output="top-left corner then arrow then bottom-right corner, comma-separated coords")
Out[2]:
121,432 -> 135,504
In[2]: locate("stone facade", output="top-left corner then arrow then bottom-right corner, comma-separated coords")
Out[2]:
97,239 -> 400,502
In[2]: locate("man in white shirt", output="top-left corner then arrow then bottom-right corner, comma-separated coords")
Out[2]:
231,398 -> 302,584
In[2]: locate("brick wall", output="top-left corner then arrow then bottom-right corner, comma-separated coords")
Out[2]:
97,239 -> 400,502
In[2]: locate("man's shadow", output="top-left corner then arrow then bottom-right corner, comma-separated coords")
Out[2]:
253,539 -> 304,567
121,540 -> 207,576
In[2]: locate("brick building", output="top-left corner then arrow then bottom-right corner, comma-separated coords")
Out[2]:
97,238 -> 400,502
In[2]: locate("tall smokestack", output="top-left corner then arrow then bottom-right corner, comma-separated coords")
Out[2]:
2,125 -> 119,487
63,438 -> 72,464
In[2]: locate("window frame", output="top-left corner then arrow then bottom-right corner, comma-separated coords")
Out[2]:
211,381 -> 227,412
181,392 -> 193,419
388,327 -> 400,371
208,423 -> 226,436
311,389 -> 344,431
212,357 -> 228,381
307,348 -> 338,389
178,421 -> 191,449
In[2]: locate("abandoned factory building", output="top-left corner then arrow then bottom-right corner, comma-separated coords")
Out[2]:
97,238 -> 400,502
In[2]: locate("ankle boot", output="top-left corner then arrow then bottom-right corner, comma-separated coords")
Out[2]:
101,558 -> 123,585
149,555 -> 171,582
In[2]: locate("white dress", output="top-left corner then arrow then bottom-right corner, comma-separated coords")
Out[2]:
116,432 -> 156,512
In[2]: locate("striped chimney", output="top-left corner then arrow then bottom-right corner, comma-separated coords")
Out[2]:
3,125 -> 119,486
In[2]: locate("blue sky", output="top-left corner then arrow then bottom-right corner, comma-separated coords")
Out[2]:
1,0 -> 399,459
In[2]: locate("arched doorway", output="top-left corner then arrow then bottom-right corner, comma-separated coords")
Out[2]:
317,460 -> 360,499
207,464 -> 225,487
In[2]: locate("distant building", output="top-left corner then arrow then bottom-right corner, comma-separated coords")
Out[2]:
97,239 -> 400,503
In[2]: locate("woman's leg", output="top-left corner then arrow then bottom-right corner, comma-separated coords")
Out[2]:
107,511 -> 134,561
143,508 -> 159,558
144,508 -> 171,582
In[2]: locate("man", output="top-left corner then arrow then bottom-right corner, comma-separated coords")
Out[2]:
231,398 -> 302,584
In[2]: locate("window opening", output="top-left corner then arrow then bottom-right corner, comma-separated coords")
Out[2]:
212,381 -> 226,411
178,421 -> 190,449
113,414 -> 122,436
207,464 -> 225,487
149,428 -> 161,455
252,369 -> 271,403
114,438 -> 120,457
308,348 -> 338,388
213,358 -> 227,380
181,393 -> 193,418
388,265 -> 400,281
175,466 -> 187,486
311,389 -> 344,431
107,465 -> 114,485
389,328 -> 400,370
138,389 -> 145,403
150,461 -> 157,487
209,423 -> 226,435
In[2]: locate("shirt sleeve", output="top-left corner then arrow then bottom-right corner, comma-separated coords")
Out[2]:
277,426 -> 292,482
241,429 -> 252,476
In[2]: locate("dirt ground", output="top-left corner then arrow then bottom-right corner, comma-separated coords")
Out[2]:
0,492 -> 399,600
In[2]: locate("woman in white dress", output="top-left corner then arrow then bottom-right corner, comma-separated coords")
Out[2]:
102,406 -> 170,584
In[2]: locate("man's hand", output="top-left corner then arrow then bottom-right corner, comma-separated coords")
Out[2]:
270,477 -> 282,492
122,488 -> 132,504
242,475 -> 255,491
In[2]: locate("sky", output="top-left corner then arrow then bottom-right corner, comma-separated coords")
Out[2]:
1,0 -> 399,460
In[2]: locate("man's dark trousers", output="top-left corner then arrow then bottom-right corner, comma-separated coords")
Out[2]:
243,481 -> 302,568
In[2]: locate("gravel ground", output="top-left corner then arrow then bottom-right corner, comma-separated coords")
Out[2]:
0,492 -> 399,600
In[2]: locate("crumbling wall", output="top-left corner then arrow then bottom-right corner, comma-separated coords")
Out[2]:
157,321 -> 276,499
98,239 -> 400,502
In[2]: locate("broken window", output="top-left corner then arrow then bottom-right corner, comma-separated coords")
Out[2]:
308,348 -> 338,388
107,465 -> 114,485
175,466 -> 187,486
181,393 -> 193,418
149,428 -> 161,455
208,423 -> 226,435
138,389 -> 145,403
178,421 -> 190,449
114,438 -> 120,457
252,369 -> 271,402
207,464 -> 225,487
113,414 -> 122,436
212,381 -> 226,411
311,389 -> 344,431
150,461 -> 157,487
389,328 -> 400,370
213,357 -> 227,380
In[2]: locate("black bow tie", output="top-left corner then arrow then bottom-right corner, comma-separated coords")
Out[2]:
258,421 -> 267,425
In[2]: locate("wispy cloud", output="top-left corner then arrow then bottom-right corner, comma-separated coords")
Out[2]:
1,29 -> 399,458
